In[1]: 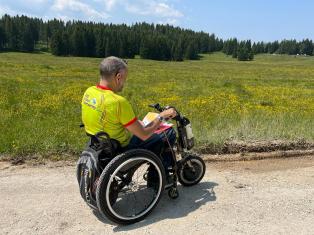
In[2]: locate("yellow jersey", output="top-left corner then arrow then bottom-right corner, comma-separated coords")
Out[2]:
81,85 -> 137,147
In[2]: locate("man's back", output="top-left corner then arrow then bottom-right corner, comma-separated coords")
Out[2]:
81,84 -> 137,147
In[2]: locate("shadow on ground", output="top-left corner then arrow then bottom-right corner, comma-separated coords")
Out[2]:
92,181 -> 218,230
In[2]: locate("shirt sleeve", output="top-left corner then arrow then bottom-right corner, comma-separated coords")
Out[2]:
118,98 -> 137,127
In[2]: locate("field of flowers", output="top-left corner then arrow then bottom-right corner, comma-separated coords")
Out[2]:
0,52 -> 313,157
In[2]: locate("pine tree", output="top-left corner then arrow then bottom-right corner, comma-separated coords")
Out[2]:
252,42 -> 256,54
105,37 -> 111,57
50,30 -> 69,56
85,28 -> 95,57
237,40 -> 253,61
0,25 -> 4,50
62,31 -> 70,55
95,28 -> 106,57
46,22 -> 51,49
20,22 -> 35,52
50,30 -> 62,55
237,46 -> 248,61
216,38 -> 224,51
3,15 -> 19,50
184,40 -> 197,60
70,26 -> 86,56
208,34 -> 216,52
300,39 -> 313,56
173,38 -> 183,61
139,36 -> 151,59
278,40 -> 300,55
248,51 -> 254,60
232,47 -> 237,58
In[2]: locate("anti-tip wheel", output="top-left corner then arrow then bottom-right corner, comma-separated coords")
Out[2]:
168,187 -> 179,199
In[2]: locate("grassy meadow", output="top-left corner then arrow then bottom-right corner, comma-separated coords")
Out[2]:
0,52 -> 313,158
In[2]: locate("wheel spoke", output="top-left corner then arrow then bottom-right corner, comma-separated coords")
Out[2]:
100,154 -> 164,222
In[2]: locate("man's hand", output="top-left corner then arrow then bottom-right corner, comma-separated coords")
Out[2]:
160,108 -> 177,119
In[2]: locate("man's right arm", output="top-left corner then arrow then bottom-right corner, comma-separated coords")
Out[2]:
125,118 -> 161,141
126,108 -> 177,141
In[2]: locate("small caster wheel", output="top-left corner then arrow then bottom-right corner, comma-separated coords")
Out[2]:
168,187 -> 179,199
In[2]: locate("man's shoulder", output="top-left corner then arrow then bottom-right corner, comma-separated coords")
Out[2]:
84,86 -> 97,94
111,93 -> 129,103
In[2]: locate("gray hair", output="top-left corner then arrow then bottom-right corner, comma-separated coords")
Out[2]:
99,56 -> 128,79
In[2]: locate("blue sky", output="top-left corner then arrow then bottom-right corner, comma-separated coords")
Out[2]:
0,0 -> 313,42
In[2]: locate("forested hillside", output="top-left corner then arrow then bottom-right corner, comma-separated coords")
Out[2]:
0,14 -> 313,61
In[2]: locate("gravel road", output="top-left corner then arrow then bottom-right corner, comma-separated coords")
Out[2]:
0,156 -> 314,235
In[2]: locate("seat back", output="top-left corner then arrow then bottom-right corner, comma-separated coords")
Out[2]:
88,131 -> 121,158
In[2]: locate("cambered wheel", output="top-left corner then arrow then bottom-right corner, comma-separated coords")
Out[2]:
96,149 -> 166,225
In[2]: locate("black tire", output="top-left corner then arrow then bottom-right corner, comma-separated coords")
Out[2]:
177,155 -> 206,186
96,149 -> 166,225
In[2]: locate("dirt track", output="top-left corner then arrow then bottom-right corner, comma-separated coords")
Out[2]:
1,156 -> 314,235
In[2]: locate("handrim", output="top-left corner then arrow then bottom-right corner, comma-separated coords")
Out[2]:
105,156 -> 163,221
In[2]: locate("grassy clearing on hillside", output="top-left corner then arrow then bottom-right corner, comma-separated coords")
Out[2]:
0,52 -> 313,157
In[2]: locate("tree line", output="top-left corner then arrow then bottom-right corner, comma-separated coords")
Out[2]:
0,14 -> 314,61
0,14 -> 223,61
222,39 -> 254,61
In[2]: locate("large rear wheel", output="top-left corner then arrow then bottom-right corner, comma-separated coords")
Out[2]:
96,149 -> 166,224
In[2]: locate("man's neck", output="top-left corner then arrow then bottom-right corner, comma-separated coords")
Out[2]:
99,80 -> 116,92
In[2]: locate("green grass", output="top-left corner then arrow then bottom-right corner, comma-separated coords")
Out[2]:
0,52 -> 313,157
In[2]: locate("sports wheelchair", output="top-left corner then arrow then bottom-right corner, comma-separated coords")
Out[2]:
76,104 -> 206,224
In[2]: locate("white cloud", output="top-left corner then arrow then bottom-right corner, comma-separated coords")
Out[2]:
97,0 -> 183,20
51,0 -> 110,20
104,0 -> 119,11
1,0 -> 183,25
0,5 -> 18,16
124,0 -> 183,24
153,3 -> 183,18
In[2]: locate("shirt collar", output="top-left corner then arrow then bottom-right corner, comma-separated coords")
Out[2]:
96,84 -> 112,91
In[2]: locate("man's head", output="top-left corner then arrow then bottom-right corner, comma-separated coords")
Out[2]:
99,56 -> 128,92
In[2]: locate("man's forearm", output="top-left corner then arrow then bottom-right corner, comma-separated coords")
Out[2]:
141,118 -> 161,138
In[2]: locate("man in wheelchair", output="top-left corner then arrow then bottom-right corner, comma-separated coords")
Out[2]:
81,56 -> 177,183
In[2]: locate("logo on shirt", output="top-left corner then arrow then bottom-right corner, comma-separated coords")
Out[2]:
83,96 -> 97,109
